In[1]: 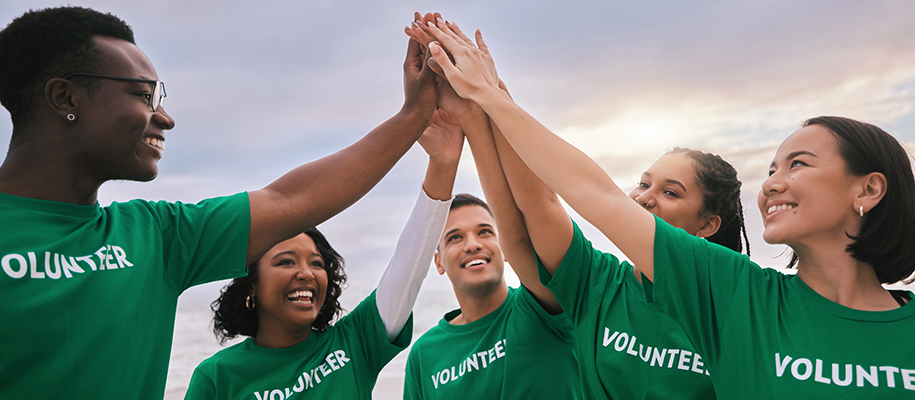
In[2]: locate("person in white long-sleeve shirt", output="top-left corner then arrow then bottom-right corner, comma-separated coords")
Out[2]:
184,109 -> 464,399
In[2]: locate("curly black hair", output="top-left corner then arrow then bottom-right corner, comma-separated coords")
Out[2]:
211,228 -> 348,345
669,147 -> 750,256
0,6 -> 134,135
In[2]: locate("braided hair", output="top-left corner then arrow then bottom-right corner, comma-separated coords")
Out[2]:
669,147 -> 750,255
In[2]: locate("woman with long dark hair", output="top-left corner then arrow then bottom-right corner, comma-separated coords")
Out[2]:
423,18 -> 915,398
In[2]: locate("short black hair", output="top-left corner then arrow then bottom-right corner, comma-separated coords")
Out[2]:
0,6 -> 134,134
668,148 -> 750,255
210,228 -> 348,344
786,116 -> 915,284
451,193 -> 492,216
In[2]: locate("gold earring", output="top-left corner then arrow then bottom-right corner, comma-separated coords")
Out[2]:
246,295 -> 255,311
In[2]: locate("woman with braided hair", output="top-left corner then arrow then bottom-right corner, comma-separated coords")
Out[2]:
405,15 -> 748,398
421,17 -> 915,398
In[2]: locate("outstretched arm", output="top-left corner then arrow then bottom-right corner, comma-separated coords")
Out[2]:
411,27 -> 564,312
422,20 -> 658,281
375,109 -> 461,342
246,38 -> 437,265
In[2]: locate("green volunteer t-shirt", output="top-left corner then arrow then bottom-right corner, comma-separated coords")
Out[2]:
537,220 -> 714,399
403,286 -> 581,399
185,291 -> 411,399
643,216 -> 915,398
0,192 -> 250,399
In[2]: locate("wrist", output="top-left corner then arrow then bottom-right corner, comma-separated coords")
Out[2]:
469,85 -> 511,113
396,103 -> 435,132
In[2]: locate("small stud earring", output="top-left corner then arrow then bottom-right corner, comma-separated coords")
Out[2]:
67,114 -> 76,121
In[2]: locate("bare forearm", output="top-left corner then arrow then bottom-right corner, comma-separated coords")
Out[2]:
247,109 -> 429,264
490,120 -> 573,275
476,90 -> 657,279
422,157 -> 458,202
461,112 -> 562,313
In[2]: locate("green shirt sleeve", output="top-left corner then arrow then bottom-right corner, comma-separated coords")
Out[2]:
184,366 -> 217,399
537,220 -> 628,327
146,192 -> 251,291
339,290 -> 413,373
642,215 -> 754,366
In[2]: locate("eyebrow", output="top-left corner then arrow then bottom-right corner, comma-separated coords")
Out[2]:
643,172 -> 688,194
443,223 -> 495,239
270,250 -> 320,259
769,150 -> 818,168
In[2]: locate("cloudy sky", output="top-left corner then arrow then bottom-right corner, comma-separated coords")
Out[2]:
3,0 -> 915,397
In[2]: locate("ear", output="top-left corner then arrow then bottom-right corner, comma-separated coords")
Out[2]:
856,172 -> 887,214
434,252 -> 446,275
44,78 -> 81,121
697,214 -> 722,239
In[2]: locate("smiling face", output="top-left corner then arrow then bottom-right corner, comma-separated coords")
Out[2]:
758,124 -> 862,247
252,233 -> 328,339
628,153 -> 715,237
75,36 -> 175,182
435,204 -> 506,298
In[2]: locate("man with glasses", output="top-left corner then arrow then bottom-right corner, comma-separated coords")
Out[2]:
0,6 -> 437,399
62,72 -> 167,112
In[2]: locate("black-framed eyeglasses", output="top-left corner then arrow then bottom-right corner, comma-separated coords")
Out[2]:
62,72 -> 166,112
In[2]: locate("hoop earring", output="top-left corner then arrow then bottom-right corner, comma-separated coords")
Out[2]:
246,295 -> 255,311
859,205 -> 865,218
67,114 -> 76,121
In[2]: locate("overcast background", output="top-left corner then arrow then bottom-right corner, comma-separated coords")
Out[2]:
2,1 -> 915,399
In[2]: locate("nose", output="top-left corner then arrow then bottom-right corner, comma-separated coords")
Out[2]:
462,235 -> 483,253
295,265 -> 315,282
634,192 -> 655,209
761,170 -> 786,195
153,106 -> 176,130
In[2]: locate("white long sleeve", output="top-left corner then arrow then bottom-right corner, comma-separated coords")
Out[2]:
375,185 -> 452,342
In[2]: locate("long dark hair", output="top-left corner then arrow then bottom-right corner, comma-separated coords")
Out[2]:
210,227 -> 348,345
669,147 -> 750,255
785,116 -> 915,284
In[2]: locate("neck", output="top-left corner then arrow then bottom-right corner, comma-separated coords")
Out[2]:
792,242 -> 899,311
451,281 -> 509,325
0,138 -> 102,205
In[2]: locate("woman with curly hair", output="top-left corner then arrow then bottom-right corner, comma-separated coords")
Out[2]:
184,108 -> 465,399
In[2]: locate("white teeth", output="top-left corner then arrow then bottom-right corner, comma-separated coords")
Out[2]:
464,259 -> 486,268
767,204 -> 796,214
287,290 -> 314,302
144,137 -> 164,150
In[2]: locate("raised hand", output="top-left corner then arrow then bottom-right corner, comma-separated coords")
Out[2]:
421,19 -> 500,104
401,35 -> 438,126
418,108 -> 464,164
405,12 -> 448,77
